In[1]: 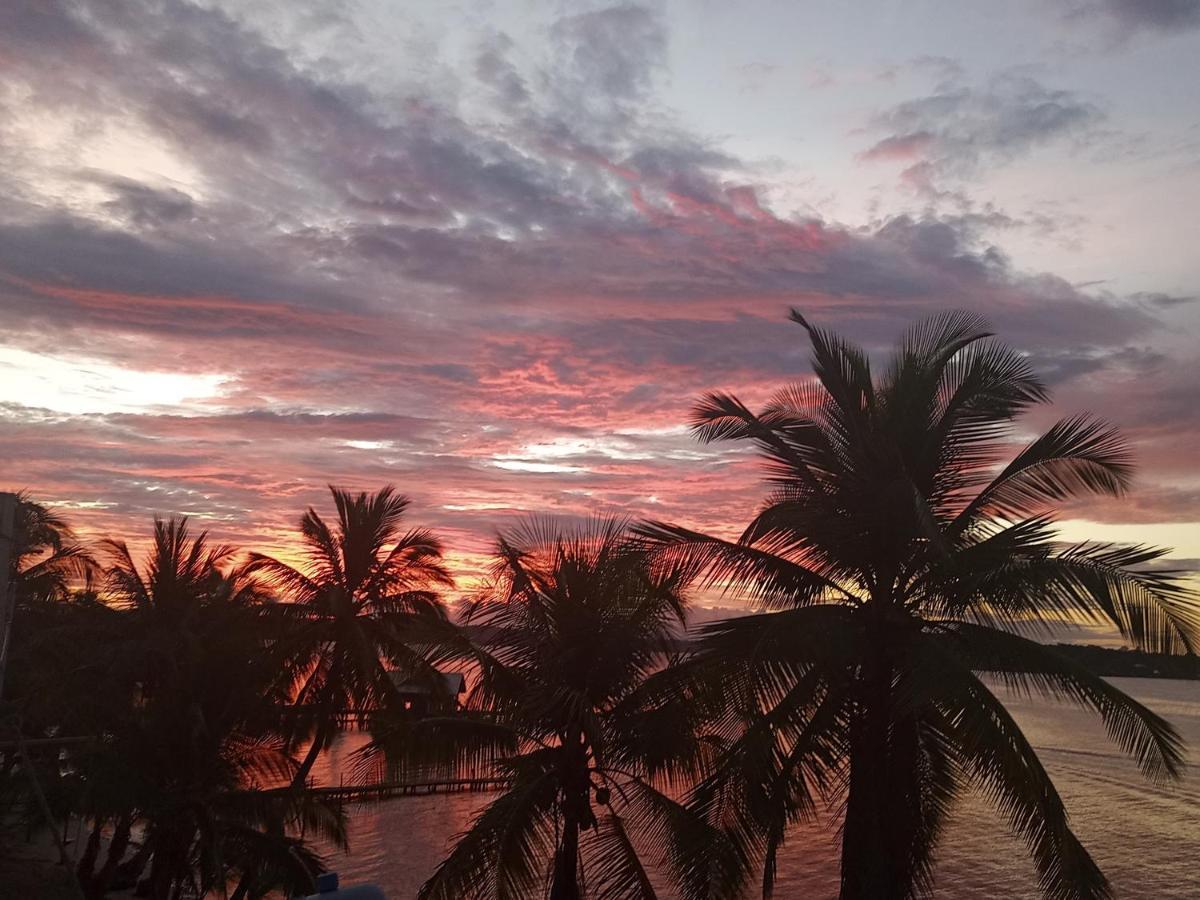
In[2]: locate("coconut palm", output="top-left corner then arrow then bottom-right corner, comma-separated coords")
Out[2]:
372,518 -> 721,900
0,495 -> 95,865
244,485 -> 454,789
1,493 -> 93,729
639,311 -> 1199,900
92,517 -> 344,900
3,491 -> 95,604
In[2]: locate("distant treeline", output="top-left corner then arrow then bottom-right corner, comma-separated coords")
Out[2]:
460,624 -> 1200,680
1050,643 -> 1199,680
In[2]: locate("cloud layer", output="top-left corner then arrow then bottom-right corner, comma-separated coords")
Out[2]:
2,0 -> 1196,587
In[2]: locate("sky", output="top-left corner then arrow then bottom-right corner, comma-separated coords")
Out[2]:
2,0 -> 1198,608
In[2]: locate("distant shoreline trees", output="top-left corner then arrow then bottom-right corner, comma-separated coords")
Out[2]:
2,311 -> 1197,900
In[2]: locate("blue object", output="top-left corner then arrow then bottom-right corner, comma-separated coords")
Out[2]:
317,872 -> 339,892
295,873 -> 388,900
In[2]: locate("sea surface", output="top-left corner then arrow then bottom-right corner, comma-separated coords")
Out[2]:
309,677 -> 1200,899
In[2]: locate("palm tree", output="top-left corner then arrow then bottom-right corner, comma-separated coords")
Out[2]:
639,311 -> 1199,900
93,517 -> 343,900
2,493 -> 92,726
0,494 -> 95,859
376,518 -> 723,900
244,485 -> 454,789
3,491 -> 95,605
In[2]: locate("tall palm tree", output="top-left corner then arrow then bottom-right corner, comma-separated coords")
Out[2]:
95,516 -> 343,900
640,311 -> 1198,900
0,495 -> 95,865
2,492 -> 94,727
375,518 -> 720,900
244,485 -> 454,789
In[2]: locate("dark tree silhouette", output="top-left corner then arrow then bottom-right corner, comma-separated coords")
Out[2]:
96,517 -> 343,900
372,518 -> 720,900
244,485 -> 454,789
2,491 -> 96,744
4,490 -> 94,604
640,311 -> 1198,900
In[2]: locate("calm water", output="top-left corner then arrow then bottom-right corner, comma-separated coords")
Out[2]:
309,678 -> 1200,898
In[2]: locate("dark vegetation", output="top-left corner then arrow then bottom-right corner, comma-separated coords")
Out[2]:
1048,644 -> 1198,680
1,312 -> 1196,900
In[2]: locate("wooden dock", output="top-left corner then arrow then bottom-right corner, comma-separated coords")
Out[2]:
309,776 -> 510,800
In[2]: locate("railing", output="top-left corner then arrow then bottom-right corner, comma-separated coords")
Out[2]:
309,775 -> 510,800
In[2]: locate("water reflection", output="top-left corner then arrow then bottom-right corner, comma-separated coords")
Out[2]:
310,678 -> 1200,899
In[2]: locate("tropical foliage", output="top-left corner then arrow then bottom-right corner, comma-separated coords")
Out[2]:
368,519 -> 718,900
638,310 -> 1198,900
4,513 -> 348,900
4,491 -> 95,606
243,485 -> 455,789
0,312 -> 1196,900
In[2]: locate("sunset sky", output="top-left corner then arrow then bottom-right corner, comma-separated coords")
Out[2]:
2,0 -> 1198,605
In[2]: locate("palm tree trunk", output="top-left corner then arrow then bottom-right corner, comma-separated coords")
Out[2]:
550,813 -> 582,900
290,678 -> 340,791
290,719 -> 329,791
550,735 -> 590,900
842,604 -> 937,900
840,633 -> 896,900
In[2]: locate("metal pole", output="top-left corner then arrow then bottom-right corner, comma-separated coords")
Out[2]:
0,491 -> 17,701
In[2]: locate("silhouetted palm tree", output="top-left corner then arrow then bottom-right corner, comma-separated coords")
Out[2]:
244,485 -> 454,789
640,311 -> 1198,900
2,492 -> 95,742
374,518 -> 719,900
4,490 -> 94,603
96,517 -> 343,900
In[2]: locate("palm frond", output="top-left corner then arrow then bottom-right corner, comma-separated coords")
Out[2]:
584,809 -> 660,899
1047,543 -> 1198,655
788,309 -> 874,445
622,777 -> 753,900
955,416 -> 1132,527
939,622 -> 1184,779
922,646 -> 1111,900
417,769 -> 559,900
357,714 -> 520,783
635,521 -> 852,609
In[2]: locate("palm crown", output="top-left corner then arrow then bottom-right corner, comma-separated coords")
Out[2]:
381,518 -> 712,900
95,517 -> 338,900
640,311 -> 1197,900
244,485 -> 454,788
6,491 -> 95,604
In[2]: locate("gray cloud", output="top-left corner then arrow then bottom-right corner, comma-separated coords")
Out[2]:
1061,0 -> 1200,34
92,174 -> 197,227
548,4 -> 666,105
0,0 -> 1195,561
1130,291 -> 1196,309
861,72 -> 1105,193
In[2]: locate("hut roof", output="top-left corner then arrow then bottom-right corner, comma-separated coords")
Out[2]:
388,670 -> 466,696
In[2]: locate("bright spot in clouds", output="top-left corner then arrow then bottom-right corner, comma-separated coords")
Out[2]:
492,459 -> 589,474
0,347 -> 227,415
